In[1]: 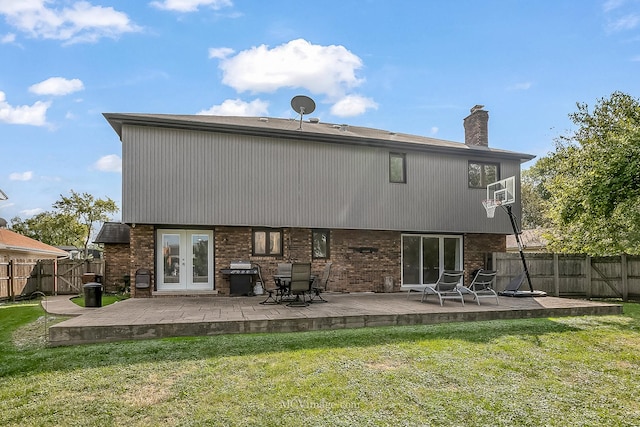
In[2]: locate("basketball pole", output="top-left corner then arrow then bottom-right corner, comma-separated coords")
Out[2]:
505,205 -> 534,292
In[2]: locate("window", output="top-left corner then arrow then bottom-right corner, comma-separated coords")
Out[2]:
252,229 -> 283,256
401,234 -> 462,286
389,152 -> 406,183
312,229 -> 330,259
468,161 -> 499,188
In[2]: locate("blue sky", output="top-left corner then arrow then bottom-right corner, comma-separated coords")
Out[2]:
1,0 -> 639,223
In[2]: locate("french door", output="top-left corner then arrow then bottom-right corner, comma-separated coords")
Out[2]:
401,234 -> 462,286
156,229 -> 214,291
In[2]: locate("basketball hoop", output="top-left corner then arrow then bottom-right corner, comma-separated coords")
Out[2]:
482,199 -> 501,218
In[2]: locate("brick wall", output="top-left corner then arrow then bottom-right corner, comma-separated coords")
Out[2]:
463,233 -> 505,284
127,224 -> 505,297
129,225 -> 154,298
330,229 -> 400,292
214,226 -> 252,295
102,243 -> 130,293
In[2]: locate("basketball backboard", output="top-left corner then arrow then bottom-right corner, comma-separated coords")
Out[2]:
486,176 -> 515,206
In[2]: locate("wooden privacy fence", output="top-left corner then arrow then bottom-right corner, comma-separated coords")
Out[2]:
495,253 -> 640,301
0,259 -> 104,301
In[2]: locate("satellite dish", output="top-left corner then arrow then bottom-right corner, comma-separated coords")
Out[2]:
0,189 -> 7,200
291,95 -> 316,130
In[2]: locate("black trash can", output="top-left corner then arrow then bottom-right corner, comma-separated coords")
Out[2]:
83,282 -> 103,308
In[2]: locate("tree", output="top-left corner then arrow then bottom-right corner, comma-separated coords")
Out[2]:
53,190 -> 119,258
520,162 -> 554,230
9,212 -> 85,247
539,92 -> 640,255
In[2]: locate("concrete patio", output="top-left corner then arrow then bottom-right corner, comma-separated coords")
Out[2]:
43,292 -> 623,347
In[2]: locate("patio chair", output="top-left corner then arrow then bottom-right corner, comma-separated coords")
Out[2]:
309,262 -> 332,303
421,270 -> 465,306
275,263 -> 293,301
258,264 -> 281,305
287,263 -> 312,307
460,270 -> 499,305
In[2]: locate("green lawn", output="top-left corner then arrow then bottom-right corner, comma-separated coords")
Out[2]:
1,300 -> 639,426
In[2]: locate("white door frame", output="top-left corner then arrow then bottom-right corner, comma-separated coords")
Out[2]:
400,234 -> 463,288
156,229 -> 214,291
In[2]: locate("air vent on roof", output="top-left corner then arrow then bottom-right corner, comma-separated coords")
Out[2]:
309,117 -> 320,123
332,124 -> 349,131
258,117 -> 268,122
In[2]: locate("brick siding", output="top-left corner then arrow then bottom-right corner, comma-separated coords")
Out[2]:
129,225 -> 154,298
463,233 -> 506,284
126,224 -> 505,297
102,243 -> 130,293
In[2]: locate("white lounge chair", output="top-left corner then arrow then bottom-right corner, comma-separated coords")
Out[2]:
421,270 -> 465,306
460,270 -> 499,305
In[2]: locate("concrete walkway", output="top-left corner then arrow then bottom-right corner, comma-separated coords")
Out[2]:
43,293 -> 622,346
41,295 -> 93,316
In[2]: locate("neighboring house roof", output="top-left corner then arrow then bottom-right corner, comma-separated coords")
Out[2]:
103,113 -> 535,163
94,222 -> 130,244
507,229 -> 549,252
0,228 -> 69,258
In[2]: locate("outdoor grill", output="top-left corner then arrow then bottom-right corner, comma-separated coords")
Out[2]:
220,261 -> 257,295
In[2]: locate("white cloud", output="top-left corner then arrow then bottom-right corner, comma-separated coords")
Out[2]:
208,47 -> 234,59
603,0 -> 626,12
508,81 -> 533,91
607,14 -> 640,31
94,154 -> 122,172
150,0 -> 233,12
0,91 -> 50,126
197,98 -> 269,116
215,39 -> 365,99
9,171 -> 33,181
20,208 -> 44,217
0,0 -> 141,44
430,127 -> 439,136
1,32 -> 15,43
330,95 -> 378,117
29,77 -> 84,96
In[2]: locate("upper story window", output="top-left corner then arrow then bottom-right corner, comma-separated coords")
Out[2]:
468,161 -> 499,188
252,228 -> 283,256
390,152 -> 406,183
312,229 -> 330,259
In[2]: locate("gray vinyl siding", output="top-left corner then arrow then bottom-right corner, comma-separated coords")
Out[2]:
122,125 -> 521,234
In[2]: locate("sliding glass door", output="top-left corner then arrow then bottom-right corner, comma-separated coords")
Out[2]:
402,234 -> 462,286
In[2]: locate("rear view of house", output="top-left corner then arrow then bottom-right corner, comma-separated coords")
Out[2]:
103,105 -> 534,297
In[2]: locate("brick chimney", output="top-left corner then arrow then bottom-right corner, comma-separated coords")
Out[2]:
464,105 -> 489,147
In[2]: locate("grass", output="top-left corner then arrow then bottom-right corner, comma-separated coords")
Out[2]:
71,293 -> 129,307
1,300 -> 639,426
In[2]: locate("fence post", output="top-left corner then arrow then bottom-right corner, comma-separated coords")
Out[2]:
622,253 -> 628,302
585,255 -> 592,300
36,261 -> 42,294
8,260 -> 14,302
553,253 -> 560,297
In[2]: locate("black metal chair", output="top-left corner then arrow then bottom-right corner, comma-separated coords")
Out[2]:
309,262 -> 332,303
258,263 -> 280,305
